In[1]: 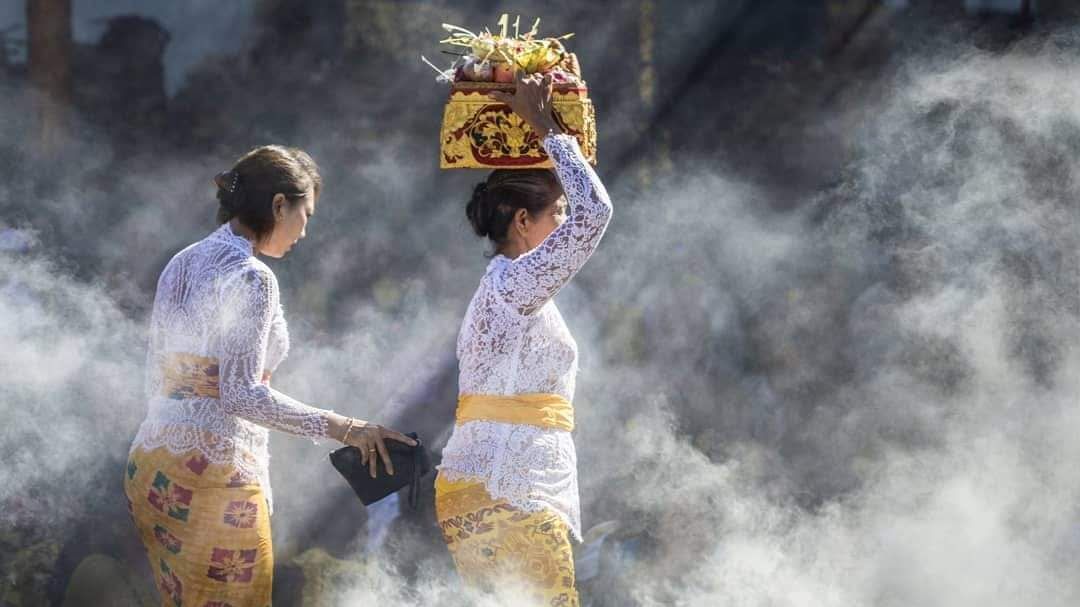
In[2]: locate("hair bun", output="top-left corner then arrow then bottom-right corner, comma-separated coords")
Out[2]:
214,169 -> 244,210
465,170 -> 561,246
466,181 -> 491,238
214,170 -> 241,194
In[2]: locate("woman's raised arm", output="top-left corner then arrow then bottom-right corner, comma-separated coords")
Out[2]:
489,73 -> 613,315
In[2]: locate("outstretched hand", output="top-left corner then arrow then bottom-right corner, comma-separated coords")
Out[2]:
489,70 -> 564,138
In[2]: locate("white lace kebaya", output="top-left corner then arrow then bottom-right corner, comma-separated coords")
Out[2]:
130,222 -> 332,512
439,133 -> 613,540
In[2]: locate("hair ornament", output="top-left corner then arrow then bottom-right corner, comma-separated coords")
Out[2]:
214,170 -> 241,194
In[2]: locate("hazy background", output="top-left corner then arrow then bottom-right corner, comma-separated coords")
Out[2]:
3,1 -> 1080,605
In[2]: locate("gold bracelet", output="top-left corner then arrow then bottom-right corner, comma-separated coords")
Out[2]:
341,417 -> 355,443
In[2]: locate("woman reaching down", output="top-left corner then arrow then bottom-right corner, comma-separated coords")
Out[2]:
124,145 -> 414,607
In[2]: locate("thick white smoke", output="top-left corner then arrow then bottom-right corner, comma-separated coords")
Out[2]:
4,18 -> 1080,607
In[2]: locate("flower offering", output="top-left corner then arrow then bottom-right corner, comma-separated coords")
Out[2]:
426,14 -> 598,169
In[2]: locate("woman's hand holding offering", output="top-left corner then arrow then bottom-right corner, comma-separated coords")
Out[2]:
489,70 -> 564,139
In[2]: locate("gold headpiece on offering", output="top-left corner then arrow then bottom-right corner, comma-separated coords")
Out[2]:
424,15 -> 597,170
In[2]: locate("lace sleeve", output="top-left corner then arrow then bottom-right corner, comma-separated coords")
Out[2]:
495,133 -> 613,315
145,264 -> 174,401
217,265 -> 330,440
144,298 -> 164,401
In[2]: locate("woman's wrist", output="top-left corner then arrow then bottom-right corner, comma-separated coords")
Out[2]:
522,110 -> 561,138
534,116 -> 562,138
328,413 -> 371,443
327,413 -> 351,442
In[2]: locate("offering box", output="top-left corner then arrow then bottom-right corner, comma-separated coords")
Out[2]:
440,81 -> 597,169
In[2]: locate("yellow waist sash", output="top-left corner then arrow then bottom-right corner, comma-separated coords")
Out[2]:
455,393 -> 574,432
161,353 -> 271,400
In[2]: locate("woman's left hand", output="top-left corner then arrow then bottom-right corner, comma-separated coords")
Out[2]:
344,421 -> 417,478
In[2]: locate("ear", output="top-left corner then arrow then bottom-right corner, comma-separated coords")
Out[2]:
513,207 -> 530,236
272,193 -> 287,219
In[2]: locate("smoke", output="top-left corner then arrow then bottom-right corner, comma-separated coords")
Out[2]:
4,6 -> 1080,607
557,34 -> 1080,606
0,218 -> 145,600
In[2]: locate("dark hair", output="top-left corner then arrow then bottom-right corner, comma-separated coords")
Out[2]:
215,145 -> 322,242
466,169 -> 563,245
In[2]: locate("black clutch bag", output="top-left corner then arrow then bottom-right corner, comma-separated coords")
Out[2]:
329,432 -> 432,509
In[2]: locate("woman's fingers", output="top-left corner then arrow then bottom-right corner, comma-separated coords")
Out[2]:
375,435 -> 394,476
368,440 -> 379,478
352,425 -> 418,477
386,430 -> 418,446
491,72 -> 551,121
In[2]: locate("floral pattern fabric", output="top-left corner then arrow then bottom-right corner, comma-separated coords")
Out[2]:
125,446 -> 273,607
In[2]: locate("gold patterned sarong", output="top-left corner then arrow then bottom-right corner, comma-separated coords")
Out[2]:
437,393 -> 579,606
124,446 -> 273,607
126,354 -> 275,607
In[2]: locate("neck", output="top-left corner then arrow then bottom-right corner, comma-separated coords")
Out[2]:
498,236 -> 532,259
228,219 -> 259,252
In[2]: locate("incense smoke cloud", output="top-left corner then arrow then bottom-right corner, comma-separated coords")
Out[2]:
4,13 -> 1080,607
559,39 -> 1080,606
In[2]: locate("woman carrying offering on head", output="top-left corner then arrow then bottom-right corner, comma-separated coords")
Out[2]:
124,145 -> 415,607
435,72 -> 613,606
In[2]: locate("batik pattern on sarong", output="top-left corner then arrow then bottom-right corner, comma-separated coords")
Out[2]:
124,446 -> 273,607
436,475 -> 579,607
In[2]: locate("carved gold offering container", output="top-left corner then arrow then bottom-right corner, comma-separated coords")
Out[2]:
440,80 -> 596,169
428,15 -> 598,169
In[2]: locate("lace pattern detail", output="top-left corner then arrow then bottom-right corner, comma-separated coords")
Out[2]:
131,223 -> 332,513
440,421 -> 581,539
443,134 -> 612,540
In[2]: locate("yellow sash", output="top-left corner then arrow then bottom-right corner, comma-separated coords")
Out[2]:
161,353 -> 271,399
455,393 -> 574,432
